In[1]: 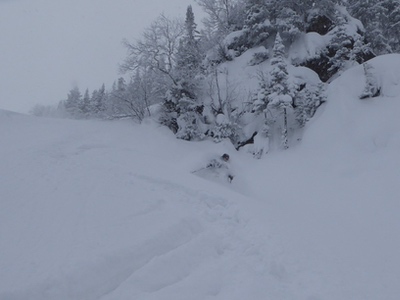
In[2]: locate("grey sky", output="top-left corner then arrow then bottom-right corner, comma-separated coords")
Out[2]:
0,0 -> 200,113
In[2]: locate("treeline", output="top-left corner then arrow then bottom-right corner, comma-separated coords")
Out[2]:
32,0 -> 400,156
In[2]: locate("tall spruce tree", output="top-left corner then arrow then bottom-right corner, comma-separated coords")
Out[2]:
175,5 -> 202,98
267,33 -> 292,149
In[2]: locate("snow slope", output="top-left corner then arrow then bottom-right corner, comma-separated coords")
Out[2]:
243,54 -> 400,300
1,54 -> 400,300
0,115 -> 281,300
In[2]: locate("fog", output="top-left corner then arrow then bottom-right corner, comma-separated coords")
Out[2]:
0,0 -> 200,113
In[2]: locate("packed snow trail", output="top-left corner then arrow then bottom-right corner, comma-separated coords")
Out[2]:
1,55 -> 400,300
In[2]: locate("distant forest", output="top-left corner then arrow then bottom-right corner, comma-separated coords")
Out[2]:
31,0 -> 399,155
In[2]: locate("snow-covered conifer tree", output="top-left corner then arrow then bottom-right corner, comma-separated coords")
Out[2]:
385,0 -> 400,52
174,95 -> 205,141
175,5 -> 203,98
294,82 -> 327,128
294,87 -> 312,128
64,86 -> 83,118
349,34 -> 372,64
89,84 -> 107,118
360,62 -> 380,99
167,6 -> 207,140
267,33 -> 292,149
243,0 -> 271,47
81,88 -> 91,118
268,0 -> 305,43
328,12 -> 353,75
348,0 -> 391,55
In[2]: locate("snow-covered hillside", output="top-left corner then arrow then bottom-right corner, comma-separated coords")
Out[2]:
1,55 -> 400,300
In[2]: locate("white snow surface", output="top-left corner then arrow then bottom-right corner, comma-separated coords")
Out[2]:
1,54 -> 400,300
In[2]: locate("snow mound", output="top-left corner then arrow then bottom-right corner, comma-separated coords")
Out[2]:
0,109 -> 24,117
303,54 -> 400,154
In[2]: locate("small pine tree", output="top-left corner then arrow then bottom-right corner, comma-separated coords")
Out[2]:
252,75 -> 269,115
294,88 -> 312,128
294,83 -> 327,127
349,34 -> 371,64
360,62 -> 380,99
312,83 -> 327,115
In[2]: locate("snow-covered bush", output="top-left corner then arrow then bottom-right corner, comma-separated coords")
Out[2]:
210,113 -> 239,144
249,47 -> 270,66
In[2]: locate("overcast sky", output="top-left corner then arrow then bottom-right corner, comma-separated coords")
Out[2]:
0,0 -> 201,113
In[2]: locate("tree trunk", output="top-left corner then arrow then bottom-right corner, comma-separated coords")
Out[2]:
282,107 -> 289,149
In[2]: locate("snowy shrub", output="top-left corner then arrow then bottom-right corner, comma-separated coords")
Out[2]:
249,48 -> 270,66
210,113 -> 239,144
252,124 -> 270,159
224,30 -> 251,57
159,99 -> 179,133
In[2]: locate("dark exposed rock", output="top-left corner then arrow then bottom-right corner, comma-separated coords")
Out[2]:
306,15 -> 334,35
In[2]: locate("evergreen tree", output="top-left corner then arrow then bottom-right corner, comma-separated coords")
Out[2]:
90,84 -> 107,118
267,33 -> 292,149
269,0 -> 303,43
349,33 -> 372,64
268,33 -> 290,95
174,94 -> 205,141
384,0 -> 400,52
328,13 -> 353,74
64,86 -> 83,118
294,87 -> 312,128
360,62 -> 381,99
252,74 -> 270,115
313,83 -> 327,114
294,82 -> 327,127
81,88 -> 91,117
348,0 -> 391,55
175,5 -> 203,97
242,0 -> 271,47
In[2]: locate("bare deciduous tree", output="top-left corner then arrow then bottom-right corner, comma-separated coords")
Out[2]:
121,14 -> 184,86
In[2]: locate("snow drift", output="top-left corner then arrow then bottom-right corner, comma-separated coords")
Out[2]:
1,54 -> 400,300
